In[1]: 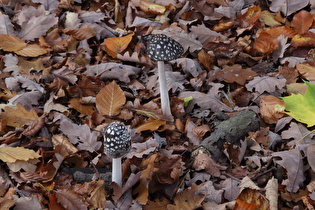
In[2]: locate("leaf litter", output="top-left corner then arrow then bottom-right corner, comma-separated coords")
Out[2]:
1,0 -> 315,209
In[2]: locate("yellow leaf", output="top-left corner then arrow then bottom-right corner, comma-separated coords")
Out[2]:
96,81 -> 126,116
0,147 -> 40,163
104,33 -> 133,58
136,118 -> 166,132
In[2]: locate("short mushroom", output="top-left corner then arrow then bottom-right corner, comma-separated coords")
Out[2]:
102,121 -> 131,187
142,34 -> 184,118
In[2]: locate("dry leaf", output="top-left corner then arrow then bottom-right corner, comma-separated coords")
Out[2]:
139,0 -> 166,15
0,34 -> 47,57
296,63 -> 315,81
95,81 -> 126,116
259,95 -> 285,124
136,118 -> 166,132
265,177 -> 278,210
253,32 -> 278,54
0,147 -> 40,163
291,10 -> 313,35
63,25 -> 96,40
0,104 -> 38,128
104,33 -> 133,58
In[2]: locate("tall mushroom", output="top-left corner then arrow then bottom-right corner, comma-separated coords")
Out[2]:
142,34 -> 184,118
102,121 -> 131,187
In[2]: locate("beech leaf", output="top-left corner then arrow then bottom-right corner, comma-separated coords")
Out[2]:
104,33 -> 133,58
96,81 -> 126,116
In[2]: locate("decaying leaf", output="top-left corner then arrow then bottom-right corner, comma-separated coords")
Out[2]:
96,81 -> 126,116
253,32 -> 279,54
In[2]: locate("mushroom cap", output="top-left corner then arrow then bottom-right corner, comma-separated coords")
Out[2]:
102,121 -> 131,158
142,34 -> 184,62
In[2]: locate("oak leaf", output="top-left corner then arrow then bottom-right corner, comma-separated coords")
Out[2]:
272,147 -> 305,192
245,76 -> 286,94
0,147 -> 40,163
96,81 -> 126,116
167,186 -> 205,210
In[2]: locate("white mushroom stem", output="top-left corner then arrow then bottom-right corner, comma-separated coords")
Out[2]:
158,61 -> 172,117
112,157 -> 122,187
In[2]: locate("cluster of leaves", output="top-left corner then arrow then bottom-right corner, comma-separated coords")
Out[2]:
1,0 -> 315,209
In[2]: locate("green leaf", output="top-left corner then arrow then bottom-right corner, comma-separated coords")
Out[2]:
183,96 -> 193,107
281,81 -> 315,127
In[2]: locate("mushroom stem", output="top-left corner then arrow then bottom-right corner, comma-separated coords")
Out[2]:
112,157 -> 122,187
158,61 -> 172,117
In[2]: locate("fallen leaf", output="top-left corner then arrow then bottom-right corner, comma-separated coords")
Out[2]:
245,76 -> 286,94
253,32 -> 278,54
104,33 -> 133,58
296,63 -> 315,81
167,186 -> 205,210
63,25 -> 96,40
265,177 -> 278,210
139,0 -> 166,15
96,81 -> 126,116
281,81 -> 315,127
272,147 -> 305,193
291,10 -> 313,35
136,118 -> 166,132
259,95 -> 285,124
0,147 -> 40,163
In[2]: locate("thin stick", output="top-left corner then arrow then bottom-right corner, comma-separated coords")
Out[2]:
158,61 -> 172,117
112,157 -> 122,187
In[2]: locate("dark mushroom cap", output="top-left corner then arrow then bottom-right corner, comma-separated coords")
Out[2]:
102,121 -> 131,158
142,34 -> 184,62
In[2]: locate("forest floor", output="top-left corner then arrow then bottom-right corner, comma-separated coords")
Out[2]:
0,0 -> 315,209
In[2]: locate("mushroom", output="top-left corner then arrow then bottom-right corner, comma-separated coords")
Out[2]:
102,121 -> 131,187
142,34 -> 184,118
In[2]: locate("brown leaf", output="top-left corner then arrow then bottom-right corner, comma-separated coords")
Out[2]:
291,32 -> 315,47
214,64 -> 257,85
193,153 -> 221,177
136,118 -> 166,132
245,76 -> 286,94
213,21 -> 234,32
0,104 -> 38,128
134,154 -> 159,205
144,197 -> 170,210
253,32 -> 278,54
104,33 -> 133,58
0,34 -> 27,52
234,199 -> 258,210
63,25 -> 96,40
21,114 -> 46,136
259,95 -> 285,124
291,10 -> 314,35
265,26 -> 298,39
296,63 -> 315,81
68,98 -> 95,116
167,186 -> 205,210
55,188 -> 89,210
237,6 -> 261,28
96,81 -> 126,116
